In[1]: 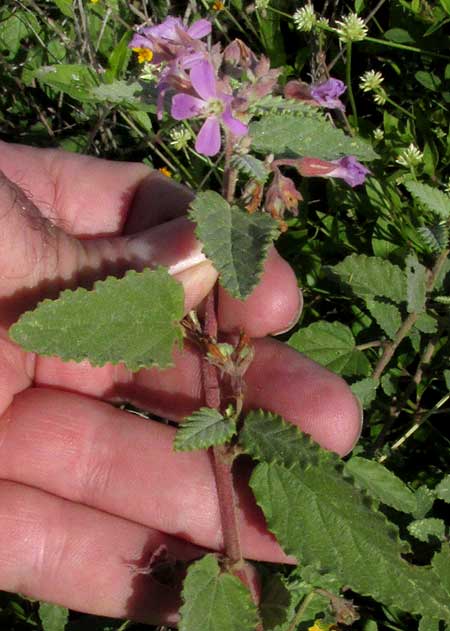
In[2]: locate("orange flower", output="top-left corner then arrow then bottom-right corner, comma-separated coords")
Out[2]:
158,167 -> 172,178
212,1 -> 225,10
132,47 -> 153,64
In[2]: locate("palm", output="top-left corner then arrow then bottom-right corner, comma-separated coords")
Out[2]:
0,141 -> 361,624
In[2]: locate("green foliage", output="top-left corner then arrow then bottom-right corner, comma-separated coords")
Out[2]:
407,518 -> 446,543
404,181 -> 450,219
345,456 -> 417,513
406,252 -> 427,313
38,603 -> 68,631
250,114 -> 378,161
435,475 -> 450,503
9,268 -> 184,371
231,154 -> 269,183
240,411 -> 450,622
189,191 -> 279,300
329,254 -> 406,303
288,321 -> 370,376
174,407 -> 237,452
179,555 -> 259,631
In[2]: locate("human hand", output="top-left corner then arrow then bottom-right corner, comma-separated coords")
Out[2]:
0,141 -> 362,624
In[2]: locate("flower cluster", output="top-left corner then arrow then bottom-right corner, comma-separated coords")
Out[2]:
130,15 -> 371,194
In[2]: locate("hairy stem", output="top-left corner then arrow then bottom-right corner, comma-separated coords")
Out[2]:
286,592 -> 315,631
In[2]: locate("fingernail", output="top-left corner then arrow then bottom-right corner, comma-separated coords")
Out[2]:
270,288 -> 303,336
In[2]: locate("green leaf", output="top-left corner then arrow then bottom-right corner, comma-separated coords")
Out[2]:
38,602 -> 69,631
413,486 -> 436,519
174,407 -> 237,452
418,223 -> 449,252
288,321 -> 370,377
249,114 -> 378,162
418,617 -> 441,631
51,0 -> 74,17
408,518 -> 446,543
384,28 -> 415,43
365,299 -> 401,339
241,411 -> 450,622
91,81 -> 143,105
345,456 -> 417,513
405,181 -> 450,219
241,409 -> 334,469
432,543 -> 450,593
415,313 -> 438,334
406,253 -> 427,314
9,268 -> 184,371
33,64 -> 99,101
259,574 -> 291,630
189,191 -> 279,300
231,154 -> 269,183
105,31 -> 132,81
179,554 -> 259,631
330,254 -> 406,304
435,474 -> 450,503
0,10 -> 40,57
415,70 -> 442,92
351,377 -> 379,408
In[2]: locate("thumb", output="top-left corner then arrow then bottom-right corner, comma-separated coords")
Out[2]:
0,171 -> 217,329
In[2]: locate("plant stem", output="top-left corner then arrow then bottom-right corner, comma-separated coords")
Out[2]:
345,42 -> 358,129
202,292 -> 249,582
286,592 -> 315,631
222,134 -> 238,202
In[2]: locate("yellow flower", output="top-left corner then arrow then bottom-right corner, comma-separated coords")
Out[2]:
132,47 -> 153,64
212,1 -> 225,10
90,0 -> 99,3
158,167 -> 172,178
308,622 -> 334,631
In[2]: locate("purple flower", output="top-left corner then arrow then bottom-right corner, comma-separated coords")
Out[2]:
310,78 -> 346,111
297,156 -> 370,187
130,17 -> 211,63
327,156 -> 370,187
171,60 -> 248,156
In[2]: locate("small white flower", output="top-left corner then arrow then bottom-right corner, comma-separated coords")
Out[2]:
373,128 -> 384,141
293,4 -> 316,32
335,13 -> 368,42
169,126 -> 194,151
396,143 -> 424,168
373,89 -> 387,105
359,70 -> 384,92
255,0 -> 270,9
139,62 -> 159,82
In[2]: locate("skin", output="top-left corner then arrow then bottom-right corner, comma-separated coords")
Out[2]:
0,141 -> 362,625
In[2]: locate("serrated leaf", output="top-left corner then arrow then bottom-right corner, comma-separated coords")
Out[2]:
288,321 -> 370,377
345,456 -> 417,513
179,554 -> 259,631
174,407 -> 237,451
418,223 -> 449,252
249,114 -> 378,162
10,268 -> 184,371
365,299 -> 401,338
250,95 -> 325,116
432,543 -> 450,594
189,191 -> 279,300
435,474 -> 450,502
231,154 -> 269,182
405,181 -> 450,219
241,411 -> 450,622
408,518 -> 446,543
415,312 -> 438,333
330,254 -> 406,304
418,618 -> 441,631
38,602 -> 69,631
406,253 -> 427,313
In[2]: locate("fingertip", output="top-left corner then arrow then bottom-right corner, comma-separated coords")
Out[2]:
218,248 -> 302,337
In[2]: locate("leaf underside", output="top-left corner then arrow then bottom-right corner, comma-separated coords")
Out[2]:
9,267 -> 184,371
240,410 -> 450,622
189,191 -> 279,300
179,554 -> 259,631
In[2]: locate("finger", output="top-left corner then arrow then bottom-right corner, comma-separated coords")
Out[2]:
0,480 -> 203,624
0,173 -> 216,326
0,388 -> 289,564
35,337 -> 362,456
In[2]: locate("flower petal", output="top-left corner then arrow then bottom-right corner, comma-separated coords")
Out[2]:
129,33 -> 151,49
195,116 -> 221,156
171,94 -> 205,120
222,107 -> 248,137
190,60 -> 217,100
187,19 -> 212,39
